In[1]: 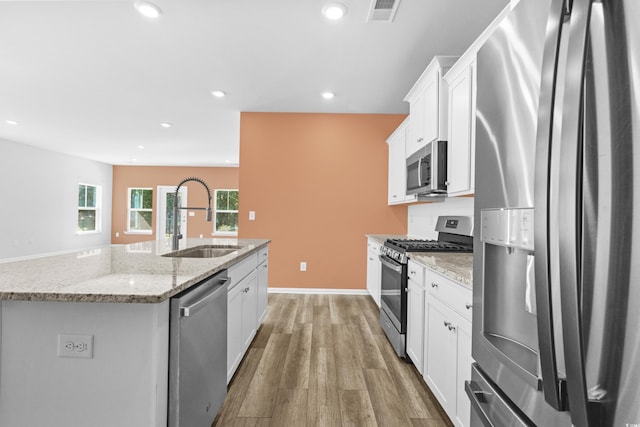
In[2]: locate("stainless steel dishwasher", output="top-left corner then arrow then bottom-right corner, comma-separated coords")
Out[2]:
169,270 -> 228,427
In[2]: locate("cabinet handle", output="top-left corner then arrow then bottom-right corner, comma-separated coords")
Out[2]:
393,195 -> 398,198
465,303 -> 473,309
410,270 -> 416,275
418,137 -> 424,142
443,321 -> 450,328
431,282 -> 438,288
448,324 -> 457,332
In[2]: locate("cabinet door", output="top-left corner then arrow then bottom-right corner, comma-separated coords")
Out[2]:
241,271 -> 258,350
409,92 -> 425,152
257,260 -> 268,324
424,296 -> 457,415
388,131 -> 407,205
227,283 -> 243,383
447,64 -> 474,195
406,279 -> 425,374
455,317 -> 473,427
423,76 -> 440,144
366,248 -> 381,307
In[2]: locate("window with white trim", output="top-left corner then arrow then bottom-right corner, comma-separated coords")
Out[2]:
128,188 -> 153,233
214,189 -> 238,235
78,183 -> 101,233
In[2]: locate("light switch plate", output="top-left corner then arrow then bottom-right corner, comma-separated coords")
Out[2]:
249,211 -> 256,221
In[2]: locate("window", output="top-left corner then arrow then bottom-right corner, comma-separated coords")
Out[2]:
78,183 -> 101,233
128,188 -> 153,233
214,189 -> 239,235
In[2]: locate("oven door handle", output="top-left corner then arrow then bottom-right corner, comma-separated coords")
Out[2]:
379,255 -> 402,273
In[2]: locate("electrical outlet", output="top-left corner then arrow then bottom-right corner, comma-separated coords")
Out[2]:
58,334 -> 93,359
300,262 -> 307,272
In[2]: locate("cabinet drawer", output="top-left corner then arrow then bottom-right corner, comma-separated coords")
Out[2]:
425,269 -> 473,322
228,252 -> 258,289
367,239 -> 381,254
407,260 -> 425,286
258,246 -> 268,265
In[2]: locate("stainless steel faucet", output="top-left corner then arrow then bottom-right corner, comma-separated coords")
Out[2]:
171,177 -> 213,250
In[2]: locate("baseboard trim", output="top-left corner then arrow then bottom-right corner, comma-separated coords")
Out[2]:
267,288 -> 369,295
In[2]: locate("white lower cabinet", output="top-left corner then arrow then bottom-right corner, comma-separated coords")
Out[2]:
227,247 -> 269,384
257,247 -> 269,323
406,260 -> 426,374
366,238 -> 382,306
406,259 -> 473,427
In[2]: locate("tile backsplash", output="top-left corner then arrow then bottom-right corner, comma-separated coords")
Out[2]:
408,197 -> 474,239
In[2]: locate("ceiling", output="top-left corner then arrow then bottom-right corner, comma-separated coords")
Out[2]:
0,0 -> 509,166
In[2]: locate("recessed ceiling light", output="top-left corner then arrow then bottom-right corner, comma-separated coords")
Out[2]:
323,3 -> 346,20
322,91 -> 335,100
160,122 -> 172,128
131,158 -> 138,162
137,145 -> 145,149
6,120 -> 18,125
211,90 -> 226,98
134,1 -> 162,19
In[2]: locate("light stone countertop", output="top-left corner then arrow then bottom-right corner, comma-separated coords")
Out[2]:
409,252 -> 473,288
0,238 -> 270,303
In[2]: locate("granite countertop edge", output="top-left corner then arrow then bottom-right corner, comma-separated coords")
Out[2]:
409,252 -> 473,289
0,238 -> 270,304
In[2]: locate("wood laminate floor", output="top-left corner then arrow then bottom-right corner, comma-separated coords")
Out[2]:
214,294 -> 454,427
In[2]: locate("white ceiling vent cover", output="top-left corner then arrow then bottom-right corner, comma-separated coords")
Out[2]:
367,0 -> 401,22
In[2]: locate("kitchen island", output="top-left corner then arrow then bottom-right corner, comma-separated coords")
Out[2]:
0,238 -> 269,427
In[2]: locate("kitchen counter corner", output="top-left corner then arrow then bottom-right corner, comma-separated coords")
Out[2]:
410,252 -> 473,288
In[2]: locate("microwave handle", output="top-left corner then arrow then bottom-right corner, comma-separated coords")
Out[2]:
417,156 -> 422,186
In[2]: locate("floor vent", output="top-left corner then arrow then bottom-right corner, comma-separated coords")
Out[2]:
367,0 -> 401,22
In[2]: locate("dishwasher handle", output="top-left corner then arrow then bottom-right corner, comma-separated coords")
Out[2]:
180,277 -> 229,318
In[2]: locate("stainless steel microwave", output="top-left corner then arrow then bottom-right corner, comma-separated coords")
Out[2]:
406,141 -> 447,195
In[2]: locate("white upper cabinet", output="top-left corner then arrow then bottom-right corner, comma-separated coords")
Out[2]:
445,60 -> 475,196
443,4 -> 512,196
404,56 -> 458,156
387,118 -> 417,205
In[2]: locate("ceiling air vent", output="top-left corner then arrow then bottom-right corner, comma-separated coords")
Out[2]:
367,0 -> 401,22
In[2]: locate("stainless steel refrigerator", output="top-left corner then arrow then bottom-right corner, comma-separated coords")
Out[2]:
468,0 -> 640,425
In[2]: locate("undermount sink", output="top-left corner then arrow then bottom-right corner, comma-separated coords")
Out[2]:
163,245 -> 242,259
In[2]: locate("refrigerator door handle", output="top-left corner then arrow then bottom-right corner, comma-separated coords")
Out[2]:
557,0 -> 602,425
532,0 -> 569,411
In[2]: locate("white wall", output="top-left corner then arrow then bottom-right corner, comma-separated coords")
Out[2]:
0,138 -> 112,260
408,197 -> 474,239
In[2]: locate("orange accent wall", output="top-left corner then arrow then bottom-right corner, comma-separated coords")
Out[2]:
239,112 -> 408,290
111,166 -> 239,244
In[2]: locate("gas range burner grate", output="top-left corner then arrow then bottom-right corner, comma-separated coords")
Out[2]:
386,239 -> 473,253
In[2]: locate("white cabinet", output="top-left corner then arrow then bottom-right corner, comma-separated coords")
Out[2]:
425,296 -> 458,411
257,246 -> 269,323
406,260 -> 426,374
227,266 -> 258,383
227,276 -> 244,382
227,247 -> 270,384
443,4 -> 511,196
404,56 -> 458,155
366,238 -> 382,306
387,118 -> 415,205
423,267 -> 473,427
445,62 -> 475,195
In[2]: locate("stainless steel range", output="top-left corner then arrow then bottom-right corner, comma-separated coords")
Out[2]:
379,216 -> 473,358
